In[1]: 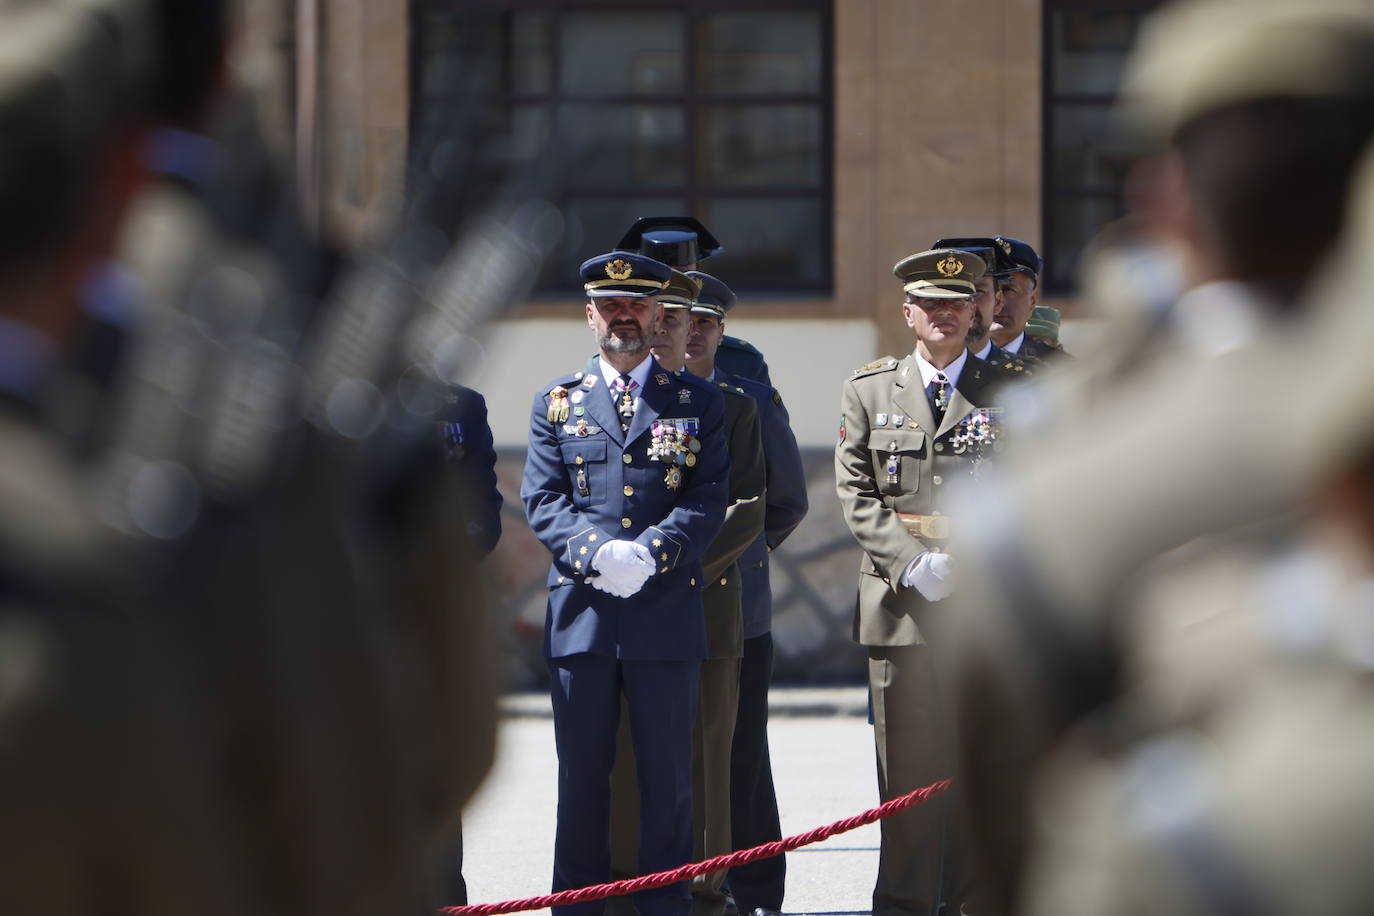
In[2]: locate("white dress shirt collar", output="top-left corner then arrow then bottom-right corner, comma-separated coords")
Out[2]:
973,340 -> 993,361
1003,331 -> 1027,355
913,348 -> 968,390
598,353 -> 654,394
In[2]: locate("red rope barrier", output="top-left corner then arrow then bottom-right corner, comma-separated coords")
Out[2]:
439,777 -> 952,916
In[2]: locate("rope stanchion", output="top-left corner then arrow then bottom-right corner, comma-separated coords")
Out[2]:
439,777 -> 952,916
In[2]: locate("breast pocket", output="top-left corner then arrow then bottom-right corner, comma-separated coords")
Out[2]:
872,429 -> 926,495
560,438 -> 609,507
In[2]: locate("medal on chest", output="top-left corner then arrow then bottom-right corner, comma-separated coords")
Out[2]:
648,417 -> 701,487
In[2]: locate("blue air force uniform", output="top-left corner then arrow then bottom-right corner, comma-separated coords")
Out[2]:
521,252 -> 730,916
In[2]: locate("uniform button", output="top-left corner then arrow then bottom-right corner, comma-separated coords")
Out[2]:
621,518 -> 632,528
934,442 -> 945,452
623,485 -> 634,496
557,576 -> 565,584
622,454 -> 632,464
933,475 -> 944,485
690,578 -> 696,586
719,577 -> 728,586
660,566 -> 668,573
575,455 -> 584,464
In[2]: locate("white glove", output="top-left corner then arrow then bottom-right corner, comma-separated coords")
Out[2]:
589,540 -> 655,597
899,550 -> 956,602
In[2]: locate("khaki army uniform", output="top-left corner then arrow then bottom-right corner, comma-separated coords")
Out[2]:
835,352 -> 999,916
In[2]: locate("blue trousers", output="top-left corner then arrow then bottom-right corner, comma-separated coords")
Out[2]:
549,654 -> 701,916
727,633 -> 785,913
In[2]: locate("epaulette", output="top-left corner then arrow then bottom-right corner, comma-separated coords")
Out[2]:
676,370 -> 719,393
851,357 -> 899,379
720,336 -> 763,356
545,371 -> 585,396
717,380 -> 749,398
992,356 -> 1033,376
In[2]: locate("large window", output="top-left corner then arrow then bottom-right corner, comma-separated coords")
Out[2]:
1042,1 -> 1162,293
413,1 -> 832,295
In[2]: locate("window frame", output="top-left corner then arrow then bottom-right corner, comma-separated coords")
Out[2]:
1040,0 -> 1163,295
411,0 -> 834,295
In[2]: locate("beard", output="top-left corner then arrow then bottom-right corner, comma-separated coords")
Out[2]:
599,324 -> 647,355
967,314 -> 989,341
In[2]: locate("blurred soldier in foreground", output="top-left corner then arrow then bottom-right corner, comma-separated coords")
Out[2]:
0,2 -> 246,912
836,249 -> 1002,916
945,1 -> 1374,912
1,0 -> 511,911
434,382 -> 503,906
1021,149 -> 1374,916
618,216 -> 771,385
683,271 -> 809,916
522,252 -> 729,916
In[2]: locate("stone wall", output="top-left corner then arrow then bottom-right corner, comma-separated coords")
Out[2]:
486,448 -> 868,691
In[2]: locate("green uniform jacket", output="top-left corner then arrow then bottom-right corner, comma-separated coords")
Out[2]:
835,352 -> 998,647
699,379 -> 766,658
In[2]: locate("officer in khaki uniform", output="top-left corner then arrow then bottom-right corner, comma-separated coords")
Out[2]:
607,269 -> 766,916
835,249 -> 1001,916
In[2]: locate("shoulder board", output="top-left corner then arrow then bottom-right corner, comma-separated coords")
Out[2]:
716,380 -> 750,398
730,374 -> 776,400
851,357 -> 899,379
543,373 -> 583,396
676,371 -> 718,392
720,336 -> 763,356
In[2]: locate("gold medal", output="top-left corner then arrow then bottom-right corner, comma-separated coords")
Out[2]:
664,465 -> 683,489
685,453 -> 696,467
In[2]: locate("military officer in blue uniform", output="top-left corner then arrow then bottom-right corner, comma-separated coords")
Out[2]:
617,216 -> 771,384
683,272 -> 809,916
933,237 -> 1037,388
986,236 -> 1068,361
522,251 -> 730,916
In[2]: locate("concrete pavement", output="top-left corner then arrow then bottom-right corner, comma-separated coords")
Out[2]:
456,686 -> 887,916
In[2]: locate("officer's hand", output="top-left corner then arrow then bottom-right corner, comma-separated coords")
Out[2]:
592,540 -> 655,595
589,574 -> 637,598
899,550 -> 956,601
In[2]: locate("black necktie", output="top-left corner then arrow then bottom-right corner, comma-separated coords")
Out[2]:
614,374 -> 637,431
926,372 -> 949,424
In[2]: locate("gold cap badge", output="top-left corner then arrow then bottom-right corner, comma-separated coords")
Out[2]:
605,258 -> 634,281
936,255 -> 964,277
